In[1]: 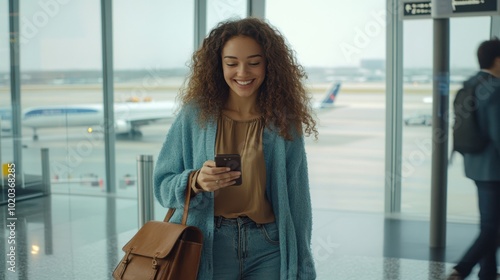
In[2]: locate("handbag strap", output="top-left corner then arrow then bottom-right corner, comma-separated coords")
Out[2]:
163,181 -> 193,225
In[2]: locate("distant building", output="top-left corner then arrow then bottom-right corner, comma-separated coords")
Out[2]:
360,59 -> 385,71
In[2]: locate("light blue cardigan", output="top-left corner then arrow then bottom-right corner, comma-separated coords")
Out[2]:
153,104 -> 316,280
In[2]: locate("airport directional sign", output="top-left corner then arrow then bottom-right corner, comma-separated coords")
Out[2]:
402,0 -> 500,19
402,1 -> 432,19
433,0 -> 500,18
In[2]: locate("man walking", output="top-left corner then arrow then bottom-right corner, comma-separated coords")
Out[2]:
447,38 -> 500,280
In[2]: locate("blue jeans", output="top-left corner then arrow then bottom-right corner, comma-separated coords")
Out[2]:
454,181 -> 500,280
213,216 -> 281,280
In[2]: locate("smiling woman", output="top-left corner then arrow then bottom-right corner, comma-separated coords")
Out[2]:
154,17 -> 318,280
221,36 -> 266,120
179,17 -> 317,140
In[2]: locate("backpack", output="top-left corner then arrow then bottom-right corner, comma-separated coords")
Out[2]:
452,80 -> 489,155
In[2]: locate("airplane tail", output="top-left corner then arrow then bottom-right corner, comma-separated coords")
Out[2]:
319,82 -> 341,108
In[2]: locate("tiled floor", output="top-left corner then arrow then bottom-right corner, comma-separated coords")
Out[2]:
0,194 -> 494,280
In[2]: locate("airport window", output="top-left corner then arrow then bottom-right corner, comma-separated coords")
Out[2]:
1,1 -> 195,199
2,0 -> 491,219
401,19 -> 433,221
13,0 -> 104,197
401,17 -> 490,222
206,0 -> 247,32
113,0 -> 194,198
267,0 -> 387,213
446,16 -> 490,222
1,0 -> 12,179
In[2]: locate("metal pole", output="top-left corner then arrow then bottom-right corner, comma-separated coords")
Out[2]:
491,15 -> 500,38
43,194 -> 53,255
101,0 -> 116,193
385,0 -> 403,213
9,0 -> 23,188
137,155 -> 154,227
430,18 -> 450,248
194,0 -> 207,50
41,148 -> 50,195
0,114 -> 3,183
247,0 -> 266,18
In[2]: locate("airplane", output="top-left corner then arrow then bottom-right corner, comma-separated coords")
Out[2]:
2,82 -> 341,140
0,107 -> 13,137
314,82 -> 341,109
22,99 -> 177,140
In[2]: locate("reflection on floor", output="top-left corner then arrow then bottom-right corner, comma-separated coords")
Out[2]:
0,194 -> 493,280
0,175 -> 45,205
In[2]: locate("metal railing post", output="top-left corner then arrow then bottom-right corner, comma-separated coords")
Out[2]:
137,155 -> 154,227
41,148 -> 50,195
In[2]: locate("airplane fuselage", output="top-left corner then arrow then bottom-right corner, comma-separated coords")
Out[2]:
21,101 -> 177,139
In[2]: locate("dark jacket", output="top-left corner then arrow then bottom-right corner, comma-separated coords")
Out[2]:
463,71 -> 500,181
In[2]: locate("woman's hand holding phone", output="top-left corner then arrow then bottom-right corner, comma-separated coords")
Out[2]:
196,160 -> 241,192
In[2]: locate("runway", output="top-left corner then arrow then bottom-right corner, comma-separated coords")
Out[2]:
0,83 -> 479,223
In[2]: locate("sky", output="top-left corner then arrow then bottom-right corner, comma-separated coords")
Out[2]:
0,0 -> 494,72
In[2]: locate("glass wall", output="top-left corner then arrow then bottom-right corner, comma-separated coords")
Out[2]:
112,0 -> 194,198
16,0 -> 104,196
447,17 -> 490,222
400,19 -> 434,220
0,1 -> 195,198
1,3 -> 197,278
401,17 -> 490,222
206,0 -> 247,32
0,0 -> 11,201
4,0 -> 489,215
267,0 -> 386,213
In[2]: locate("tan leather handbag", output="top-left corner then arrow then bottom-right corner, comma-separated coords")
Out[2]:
113,185 -> 203,280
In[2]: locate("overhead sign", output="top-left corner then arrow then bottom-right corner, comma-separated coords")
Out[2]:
402,0 -> 500,19
402,1 -> 432,19
432,0 -> 500,18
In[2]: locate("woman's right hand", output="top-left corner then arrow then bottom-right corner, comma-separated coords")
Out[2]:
196,160 -> 241,192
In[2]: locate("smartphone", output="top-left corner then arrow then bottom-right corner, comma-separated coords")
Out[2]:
214,154 -> 242,186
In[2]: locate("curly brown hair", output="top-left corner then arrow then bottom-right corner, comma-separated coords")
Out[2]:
179,17 -> 318,140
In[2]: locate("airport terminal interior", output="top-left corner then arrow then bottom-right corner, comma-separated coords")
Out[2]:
1,0 -> 500,279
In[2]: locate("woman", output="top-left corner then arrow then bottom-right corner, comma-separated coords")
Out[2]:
154,17 -> 318,280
